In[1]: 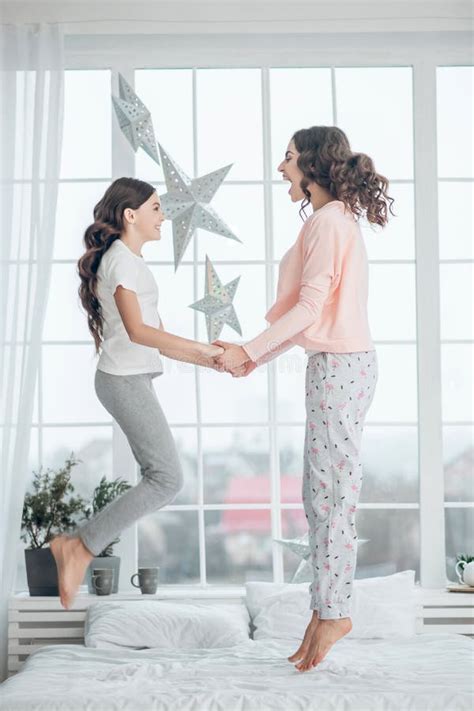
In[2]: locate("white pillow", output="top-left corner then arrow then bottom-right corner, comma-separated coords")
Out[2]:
246,570 -> 417,640
85,600 -> 251,650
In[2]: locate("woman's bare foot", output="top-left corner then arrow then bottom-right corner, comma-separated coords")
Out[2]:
49,535 -> 94,609
288,611 -> 319,663
293,617 -> 353,672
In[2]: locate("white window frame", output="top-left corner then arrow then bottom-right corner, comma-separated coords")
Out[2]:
34,29 -> 472,592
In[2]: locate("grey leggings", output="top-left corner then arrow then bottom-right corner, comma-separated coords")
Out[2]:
74,369 -> 184,557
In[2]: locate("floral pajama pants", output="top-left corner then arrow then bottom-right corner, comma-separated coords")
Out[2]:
302,350 -> 378,619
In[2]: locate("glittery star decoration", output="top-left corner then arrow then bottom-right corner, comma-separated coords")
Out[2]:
158,144 -> 241,271
275,533 -> 369,583
189,255 -> 242,343
112,74 -> 160,165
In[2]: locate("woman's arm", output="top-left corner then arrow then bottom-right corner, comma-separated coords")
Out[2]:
114,287 -> 223,368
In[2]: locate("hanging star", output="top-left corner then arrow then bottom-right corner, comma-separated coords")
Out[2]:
275,533 -> 369,583
112,73 -> 160,165
189,256 -> 242,343
158,144 -> 241,271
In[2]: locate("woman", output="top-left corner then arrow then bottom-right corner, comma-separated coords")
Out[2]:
215,126 -> 394,671
50,177 -> 224,610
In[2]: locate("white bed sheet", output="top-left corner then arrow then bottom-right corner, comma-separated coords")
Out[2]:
1,633 -> 472,711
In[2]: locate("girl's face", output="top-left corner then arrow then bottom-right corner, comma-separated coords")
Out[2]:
128,191 -> 165,241
277,140 -> 306,202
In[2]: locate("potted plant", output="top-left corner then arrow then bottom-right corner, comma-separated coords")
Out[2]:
81,476 -> 132,594
21,454 -> 87,596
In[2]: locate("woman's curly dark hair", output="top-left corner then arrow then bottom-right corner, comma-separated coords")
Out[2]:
77,177 -> 155,354
292,126 -> 395,225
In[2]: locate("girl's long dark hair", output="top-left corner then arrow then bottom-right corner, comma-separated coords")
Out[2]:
292,126 -> 395,225
77,177 -> 155,354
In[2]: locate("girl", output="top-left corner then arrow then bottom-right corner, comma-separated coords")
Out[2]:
215,126 -> 394,672
50,177 -> 224,610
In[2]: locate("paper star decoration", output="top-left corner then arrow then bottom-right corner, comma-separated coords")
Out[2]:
158,144 -> 241,270
112,74 -> 160,165
189,256 -> 242,343
275,533 -> 369,583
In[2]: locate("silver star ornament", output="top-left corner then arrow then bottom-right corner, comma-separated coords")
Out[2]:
112,74 -> 160,164
158,144 -> 241,270
190,256 -> 242,343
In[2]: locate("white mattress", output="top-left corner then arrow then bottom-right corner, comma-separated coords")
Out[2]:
1,633 -> 472,710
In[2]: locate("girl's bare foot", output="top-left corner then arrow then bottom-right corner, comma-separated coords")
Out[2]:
49,535 -> 94,609
294,617 -> 353,672
288,611 -> 319,663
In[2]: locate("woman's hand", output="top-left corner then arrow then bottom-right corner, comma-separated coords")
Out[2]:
212,340 -> 251,373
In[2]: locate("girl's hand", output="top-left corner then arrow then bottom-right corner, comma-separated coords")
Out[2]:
196,342 -> 225,370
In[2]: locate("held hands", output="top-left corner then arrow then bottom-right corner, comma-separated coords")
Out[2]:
211,340 -> 257,378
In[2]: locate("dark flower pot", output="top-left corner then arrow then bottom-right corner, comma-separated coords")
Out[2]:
85,556 -> 121,594
24,548 -> 59,596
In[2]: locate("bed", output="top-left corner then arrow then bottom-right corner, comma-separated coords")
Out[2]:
1,573 -> 473,710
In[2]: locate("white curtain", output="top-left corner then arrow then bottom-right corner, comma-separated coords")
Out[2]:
0,23 -> 64,682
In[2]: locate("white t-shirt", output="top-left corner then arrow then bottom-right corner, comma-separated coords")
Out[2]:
96,238 -> 164,376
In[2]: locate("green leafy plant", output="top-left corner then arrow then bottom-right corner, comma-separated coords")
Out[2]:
81,475 -> 132,557
21,454 -> 87,549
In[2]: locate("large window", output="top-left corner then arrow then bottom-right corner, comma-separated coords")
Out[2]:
436,66 -> 474,582
15,59 -> 469,590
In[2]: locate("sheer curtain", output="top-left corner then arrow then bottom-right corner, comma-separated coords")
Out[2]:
0,23 -> 64,682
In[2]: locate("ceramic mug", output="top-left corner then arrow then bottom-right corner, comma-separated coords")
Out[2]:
130,567 -> 159,594
91,568 -> 114,596
455,560 -> 474,586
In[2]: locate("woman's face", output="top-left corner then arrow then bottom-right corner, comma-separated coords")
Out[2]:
277,139 -> 306,202
134,191 -> 165,241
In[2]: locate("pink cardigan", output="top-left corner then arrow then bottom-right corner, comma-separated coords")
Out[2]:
243,200 -> 374,365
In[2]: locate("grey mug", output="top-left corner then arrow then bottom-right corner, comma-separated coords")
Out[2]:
130,567 -> 159,594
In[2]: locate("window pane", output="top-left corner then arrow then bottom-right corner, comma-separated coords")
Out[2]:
44,264 -> 90,341
197,69 -> 263,180
439,264 -> 474,340
148,264 -> 195,339
205,509 -> 273,583
279,425 -> 305,503
60,71 -> 111,179
196,263 -> 268,340
437,67 -> 474,178
153,360 -> 197,425
42,426 -> 113,502
54,182 -> 108,261
360,426 -> 419,503
369,265 -> 416,341
363,183 -> 415,261
199,365 -> 268,424
336,67 -> 414,180
135,69 -> 193,182
356,509 -> 420,579
368,345 -> 418,422
281,508 -> 420,581
441,344 -> 474,422
138,510 -> 199,583
42,345 -> 108,423
270,68 -> 333,179
445,507 -> 474,582
443,426 -> 474,503
281,509 -> 309,582
196,185 -> 265,261
203,427 -> 270,504
438,182 -> 474,260
276,348 -> 306,423
169,428 -> 198,505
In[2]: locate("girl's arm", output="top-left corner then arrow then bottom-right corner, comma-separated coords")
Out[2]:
114,287 -> 223,368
